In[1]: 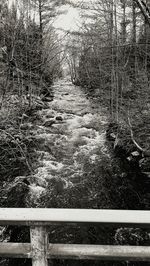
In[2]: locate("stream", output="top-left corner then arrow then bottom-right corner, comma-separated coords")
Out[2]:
28,78 -> 110,206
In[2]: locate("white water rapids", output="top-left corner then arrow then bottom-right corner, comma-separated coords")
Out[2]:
29,78 -> 110,204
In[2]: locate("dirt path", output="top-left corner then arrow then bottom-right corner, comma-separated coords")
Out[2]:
28,78 -> 110,206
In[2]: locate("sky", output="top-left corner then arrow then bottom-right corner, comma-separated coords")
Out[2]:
7,0 -> 82,32
54,0 -> 94,31
54,5 -> 81,31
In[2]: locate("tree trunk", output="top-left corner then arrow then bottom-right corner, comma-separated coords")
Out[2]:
39,0 -> 43,46
110,0 -> 114,119
132,1 -> 137,88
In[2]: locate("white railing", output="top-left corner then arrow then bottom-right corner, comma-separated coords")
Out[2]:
0,208 -> 150,266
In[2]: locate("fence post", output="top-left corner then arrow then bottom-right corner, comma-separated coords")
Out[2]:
30,226 -> 48,266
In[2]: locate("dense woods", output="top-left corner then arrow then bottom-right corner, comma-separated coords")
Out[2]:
0,0 -> 63,188
69,1 -> 149,113
69,0 -> 150,133
0,0 -> 150,266
0,0 -> 63,100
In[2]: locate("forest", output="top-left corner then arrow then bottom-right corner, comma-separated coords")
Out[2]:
0,0 -> 150,266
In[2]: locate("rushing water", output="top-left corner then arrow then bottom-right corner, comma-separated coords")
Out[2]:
29,78 -> 110,204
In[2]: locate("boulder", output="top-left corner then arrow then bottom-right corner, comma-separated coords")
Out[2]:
139,158 -> 150,172
55,116 -> 63,121
143,150 -> 150,157
131,151 -> 140,157
43,119 -> 55,127
35,176 -> 48,188
49,177 -> 66,193
20,123 -> 33,130
46,112 -> 55,119
110,133 -> 117,141
127,156 -> 132,162
106,122 -> 118,140
42,96 -> 53,102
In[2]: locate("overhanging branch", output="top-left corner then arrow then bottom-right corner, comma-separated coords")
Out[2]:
134,0 -> 150,26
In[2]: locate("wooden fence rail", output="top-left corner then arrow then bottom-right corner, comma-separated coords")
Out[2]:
0,208 -> 150,266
